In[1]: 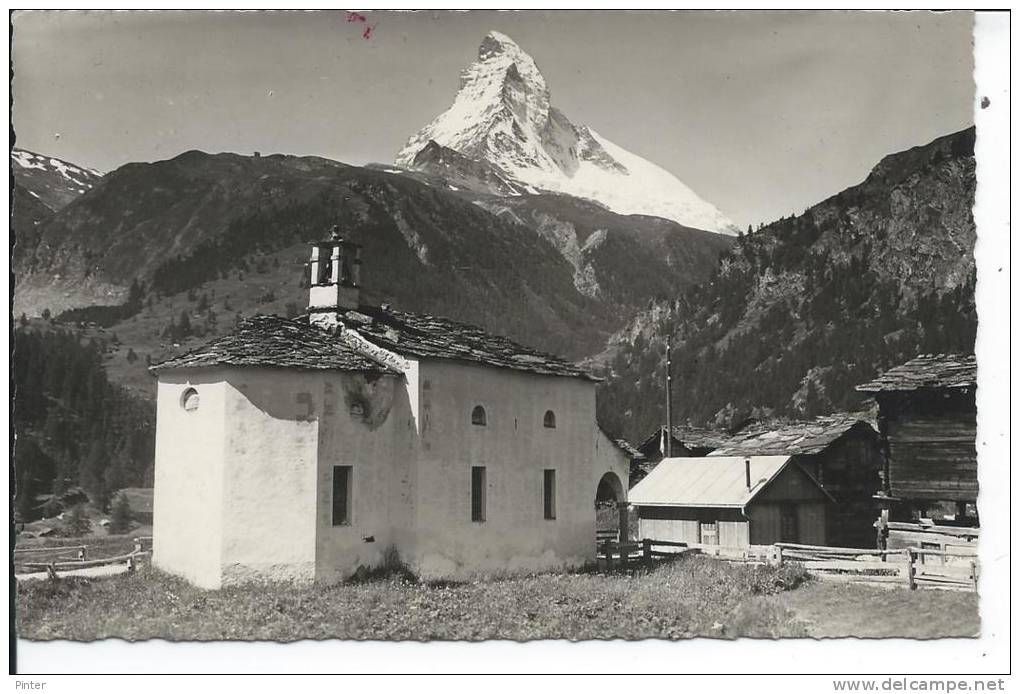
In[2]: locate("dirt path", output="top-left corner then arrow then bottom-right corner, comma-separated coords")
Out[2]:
16,564 -> 130,583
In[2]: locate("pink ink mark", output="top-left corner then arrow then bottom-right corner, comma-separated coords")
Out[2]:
346,11 -> 366,22
363,23 -> 375,39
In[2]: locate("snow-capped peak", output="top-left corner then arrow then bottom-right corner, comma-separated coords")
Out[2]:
11,148 -> 104,211
11,148 -> 103,188
395,32 -> 738,234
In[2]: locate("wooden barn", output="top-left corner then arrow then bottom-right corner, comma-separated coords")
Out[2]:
856,354 -> 978,527
631,426 -> 729,484
637,425 -> 730,460
709,413 -> 883,548
629,456 -> 832,549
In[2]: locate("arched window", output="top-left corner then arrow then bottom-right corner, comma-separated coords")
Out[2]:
543,410 -> 556,428
471,405 -> 487,426
180,387 -> 200,412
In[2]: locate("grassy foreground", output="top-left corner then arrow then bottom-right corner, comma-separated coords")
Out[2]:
15,555 -> 977,641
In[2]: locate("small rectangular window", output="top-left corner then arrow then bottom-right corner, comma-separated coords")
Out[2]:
543,469 -> 557,520
332,465 -> 352,526
471,466 -> 486,522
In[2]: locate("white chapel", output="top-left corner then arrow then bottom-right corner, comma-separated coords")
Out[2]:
150,226 -> 630,588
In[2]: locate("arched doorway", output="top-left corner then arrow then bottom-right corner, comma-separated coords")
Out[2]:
595,471 -> 626,545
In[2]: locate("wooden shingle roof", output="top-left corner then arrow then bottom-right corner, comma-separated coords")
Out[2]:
151,314 -> 398,374
856,353 -> 977,393
710,413 -> 875,457
336,305 -> 597,381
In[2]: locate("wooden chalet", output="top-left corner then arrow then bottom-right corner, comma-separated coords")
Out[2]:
709,413 -> 883,548
856,354 -> 978,526
629,456 -> 832,549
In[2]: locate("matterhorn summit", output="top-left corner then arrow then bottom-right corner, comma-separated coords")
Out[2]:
396,31 -> 737,234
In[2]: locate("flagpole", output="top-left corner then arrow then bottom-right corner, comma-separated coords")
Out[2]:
665,333 -> 673,458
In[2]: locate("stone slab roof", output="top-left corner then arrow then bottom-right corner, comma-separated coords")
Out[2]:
151,314 -> 398,374
856,353 -> 977,393
335,305 -> 596,381
637,425 -> 731,456
710,413 -> 875,457
153,305 -> 594,382
670,426 -> 732,450
598,427 -> 645,462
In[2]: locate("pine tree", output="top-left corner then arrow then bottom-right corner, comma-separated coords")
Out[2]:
108,491 -> 133,534
64,504 -> 91,536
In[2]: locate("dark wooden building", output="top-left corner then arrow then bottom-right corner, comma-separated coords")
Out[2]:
709,413 -> 883,548
856,354 -> 978,526
630,455 -> 832,549
632,426 -> 730,484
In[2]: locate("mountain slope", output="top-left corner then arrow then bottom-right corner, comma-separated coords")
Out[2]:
11,148 -> 104,257
598,127 -> 978,441
17,149 -> 687,365
11,148 -> 103,211
477,193 -> 734,306
396,31 -> 737,234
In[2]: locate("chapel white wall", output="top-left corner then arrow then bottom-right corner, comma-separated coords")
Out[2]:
408,361 -> 605,578
152,373 -> 227,589
154,361 -> 622,586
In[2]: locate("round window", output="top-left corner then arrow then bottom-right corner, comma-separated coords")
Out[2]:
181,387 -> 200,412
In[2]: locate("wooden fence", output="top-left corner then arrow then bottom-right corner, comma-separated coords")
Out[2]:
14,536 -> 153,581
771,542 -> 978,592
599,537 -> 978,591
598,538 -> 689,569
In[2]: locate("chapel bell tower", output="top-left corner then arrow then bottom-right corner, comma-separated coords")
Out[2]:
308,224 -> 362,329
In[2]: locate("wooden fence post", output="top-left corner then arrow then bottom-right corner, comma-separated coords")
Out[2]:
643,540 -> 652,567
78,547 -> 86,561
134,538 -> 143,553
906,548 -> 916,590
970,560 -> 978,592
46,563 -> 58,581
776,545 -> 784,567
127,555 -> 136,573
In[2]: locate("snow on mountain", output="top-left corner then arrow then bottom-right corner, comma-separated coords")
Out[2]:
11,148 -> 104,211
396,31 -> 738,234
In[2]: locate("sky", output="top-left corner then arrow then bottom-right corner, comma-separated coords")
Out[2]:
12,10 -> 975,228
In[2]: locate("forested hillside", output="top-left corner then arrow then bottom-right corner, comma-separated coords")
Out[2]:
13,326 -> 154,520
598,128 -> 978,441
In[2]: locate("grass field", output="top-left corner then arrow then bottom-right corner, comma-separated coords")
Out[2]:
768,581 -> 980,639
14,554 -> 979,641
